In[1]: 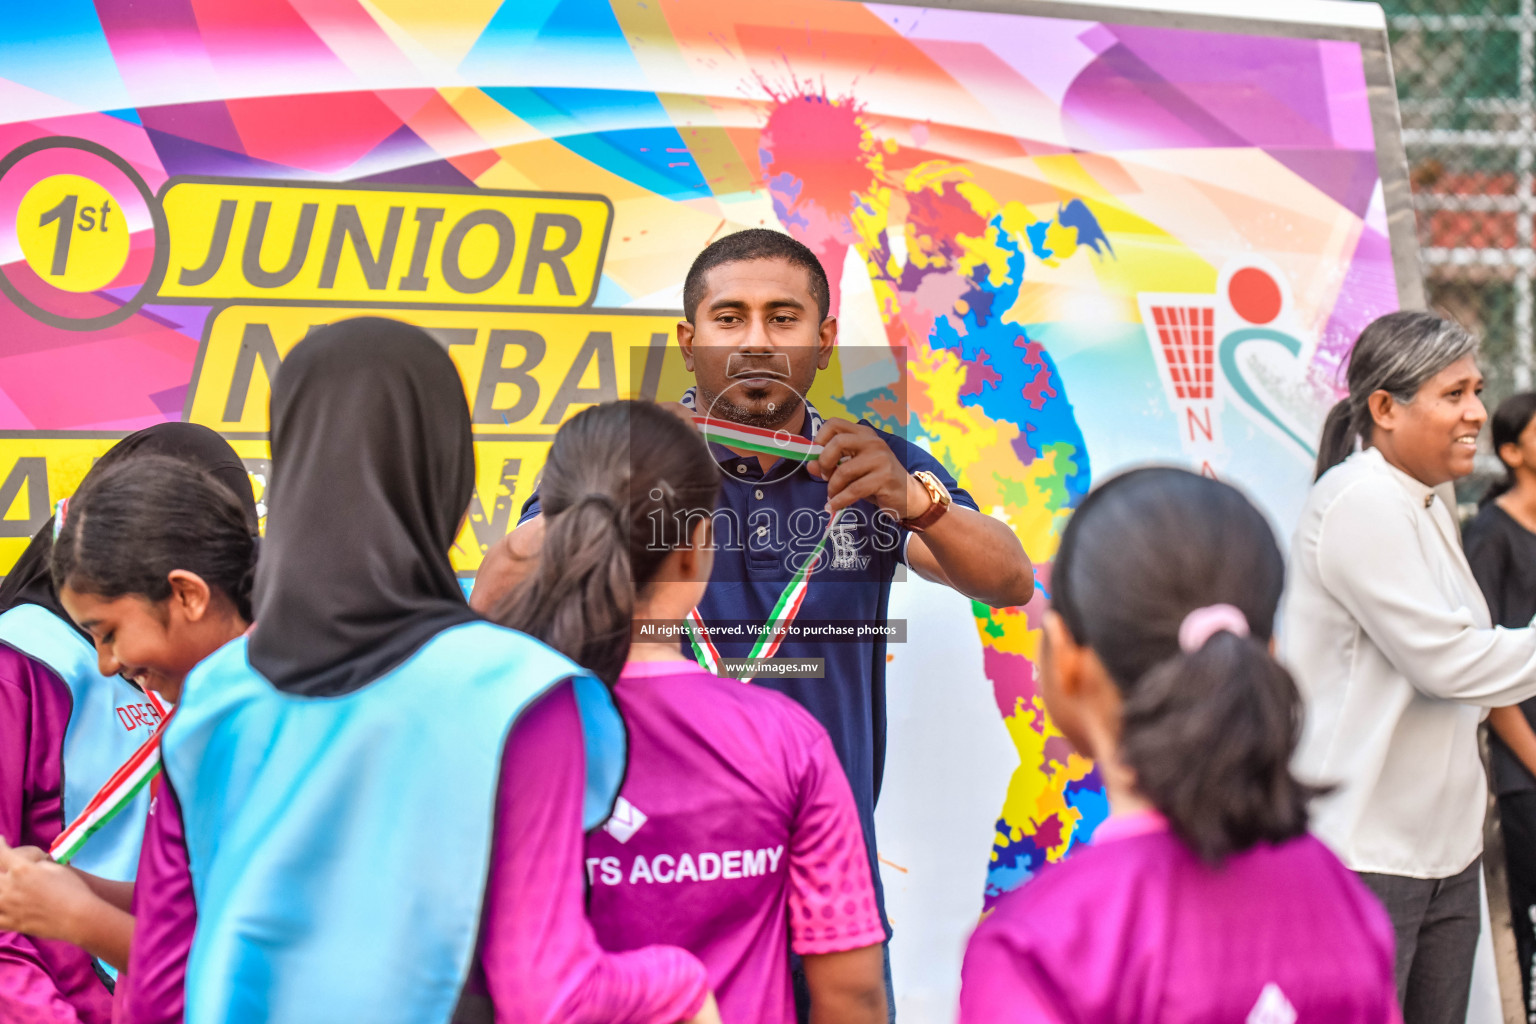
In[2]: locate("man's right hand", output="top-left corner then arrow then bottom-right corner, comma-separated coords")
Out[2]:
469,516 -> 544,615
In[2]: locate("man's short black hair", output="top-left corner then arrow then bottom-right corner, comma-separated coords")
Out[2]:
682,228 -> 831,323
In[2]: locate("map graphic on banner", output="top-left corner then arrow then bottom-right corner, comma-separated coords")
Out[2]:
0,0 -> 1410,1013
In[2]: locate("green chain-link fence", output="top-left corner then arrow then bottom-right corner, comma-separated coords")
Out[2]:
1379,0 -> 1532,418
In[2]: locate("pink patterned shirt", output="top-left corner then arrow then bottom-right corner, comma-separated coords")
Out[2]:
0,644 -> 113,1024
960,811 -> 1401,1024
584,662 -> 884,1024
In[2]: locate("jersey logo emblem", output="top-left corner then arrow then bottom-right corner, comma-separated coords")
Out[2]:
602,796 -> 647,844
1246,983 -> 1297,1024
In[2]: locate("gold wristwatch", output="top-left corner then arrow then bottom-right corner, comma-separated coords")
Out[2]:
901,470 -> 952,532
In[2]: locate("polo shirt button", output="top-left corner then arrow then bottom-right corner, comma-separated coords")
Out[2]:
735,464 -> 748,474
757,526 -> 768,538
755,489 -> 764,500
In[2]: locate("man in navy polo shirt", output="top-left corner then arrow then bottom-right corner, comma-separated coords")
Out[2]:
475,229 -> 1035,1018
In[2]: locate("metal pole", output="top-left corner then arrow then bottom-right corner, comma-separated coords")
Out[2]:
1517,0 -> 1535,388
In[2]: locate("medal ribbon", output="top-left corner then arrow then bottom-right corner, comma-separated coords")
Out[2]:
685,413 -> 840,684
51,691 -> 172,866
693,416 -> 824,463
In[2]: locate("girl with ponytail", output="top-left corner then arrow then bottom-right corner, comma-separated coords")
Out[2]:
1461,391 -> 1536,1012
0,453 -> 256,992
1287,312 -> 1536,1020
959,467 -> 1398,1023
494,400 -> 888,1024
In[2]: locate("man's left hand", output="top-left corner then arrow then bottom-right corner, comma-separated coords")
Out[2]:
808,419 -> 928,518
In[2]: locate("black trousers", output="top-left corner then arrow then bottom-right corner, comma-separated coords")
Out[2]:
1503,791 -> 1536,1023
1357,858 -> 1482,1024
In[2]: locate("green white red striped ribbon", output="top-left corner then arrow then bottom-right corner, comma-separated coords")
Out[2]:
693,416 -> 825,462
686,512 -> 840,684
51,692 -> 171,866
685,415 -> 839,683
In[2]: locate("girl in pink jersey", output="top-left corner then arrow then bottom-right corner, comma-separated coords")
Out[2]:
0,454 -> 256,991
959,468 -> 1400,1024
0,426 -> 257,1024
491,401 -> 887,1024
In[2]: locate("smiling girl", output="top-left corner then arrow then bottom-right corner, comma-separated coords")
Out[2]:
0,423 -> 255,1024
1285,311 -> 1536,1022
54,455 -> 254,707
0,453 -> 254,992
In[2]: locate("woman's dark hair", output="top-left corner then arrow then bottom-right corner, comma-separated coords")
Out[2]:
1051,466 -> 1324,864
493,401 -> 720,685
1483,391 -> 1536,506
1316,310 -> 1478,479
50,454 -> 257,621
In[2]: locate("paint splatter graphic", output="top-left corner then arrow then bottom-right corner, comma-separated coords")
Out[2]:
759,85 -> 1111,903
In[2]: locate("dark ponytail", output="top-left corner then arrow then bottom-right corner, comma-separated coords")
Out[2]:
1052,467 -> 1324,864
1315,311 -> 1478,480
493,401 -> 720,685
51,455 -> 257,621
1314,399 -> 1358,482
1482,391 -> 1536,507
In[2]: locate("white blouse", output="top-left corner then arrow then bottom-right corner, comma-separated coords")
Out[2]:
1283,447 -> 1536,878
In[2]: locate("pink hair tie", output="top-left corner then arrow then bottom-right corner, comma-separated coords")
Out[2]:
1178,603 -> 1249,653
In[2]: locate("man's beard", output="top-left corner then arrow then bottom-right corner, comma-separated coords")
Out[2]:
697,384 -> 804,430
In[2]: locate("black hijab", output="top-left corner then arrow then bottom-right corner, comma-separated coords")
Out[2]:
248,317 -> 477,697
0,422 -> 259,638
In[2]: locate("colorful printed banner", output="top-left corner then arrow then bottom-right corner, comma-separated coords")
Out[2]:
0,0 -> 1411,1015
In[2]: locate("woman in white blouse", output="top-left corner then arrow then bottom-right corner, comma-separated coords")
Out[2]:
1284,310 -> 1536,1024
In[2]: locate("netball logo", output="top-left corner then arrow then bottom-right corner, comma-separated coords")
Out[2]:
1138,257 -> 1324,476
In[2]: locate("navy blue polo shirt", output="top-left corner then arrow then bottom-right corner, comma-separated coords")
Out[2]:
518,409 -> 976,934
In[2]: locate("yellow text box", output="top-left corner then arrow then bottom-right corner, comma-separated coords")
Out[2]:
158,179 -> 611,309
186,305 -> 687,436
0,436 -> 546,579
0,437 -> 271,573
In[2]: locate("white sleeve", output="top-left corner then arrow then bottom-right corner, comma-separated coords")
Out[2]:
1316,481 -> 1536,706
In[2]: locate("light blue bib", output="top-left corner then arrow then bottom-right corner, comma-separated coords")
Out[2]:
163,621 -> 625,1024
0,603 -> 151,884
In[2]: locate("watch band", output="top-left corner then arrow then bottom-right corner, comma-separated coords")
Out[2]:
901,470 -> 951,532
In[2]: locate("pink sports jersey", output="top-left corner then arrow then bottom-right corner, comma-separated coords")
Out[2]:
0,644 -> 113,1024
959,811 -> 1401,1024
585,661 -> 885,1024
115,680 -> 708,1024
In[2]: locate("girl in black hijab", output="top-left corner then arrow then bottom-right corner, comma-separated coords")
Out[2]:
129,318 -> 719,1024
0,422 -> 257,1023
